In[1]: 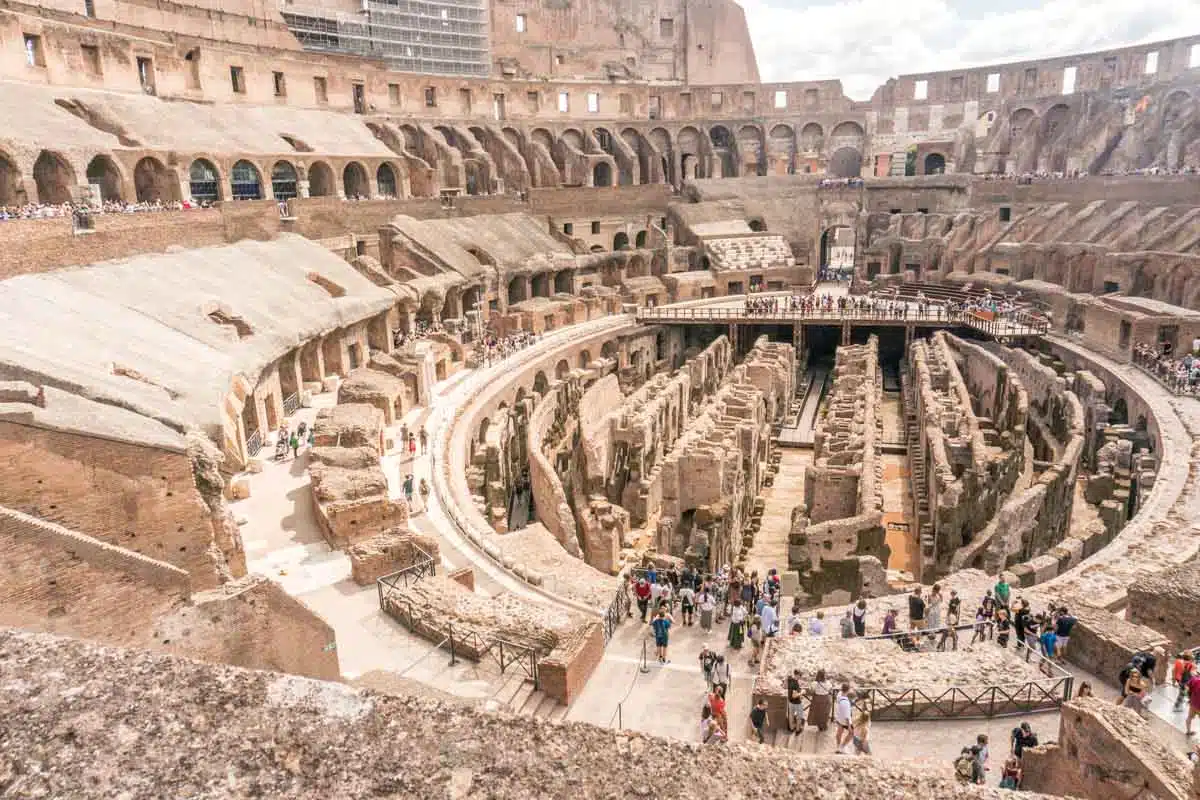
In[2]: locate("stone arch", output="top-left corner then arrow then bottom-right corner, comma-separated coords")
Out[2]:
678,126 -> 703,180
593,161 -> 613,187
270,160 -> 299,200
555,358 -> 570,379
709,125 -> 735,177
507,275 -> 528,305
230,160 -> 263,200
343,161 -> 369,198
532,128 -> 555,151
1009,108 -> 1037,141
621,127 -> 650,185
376,162 -> 398,198
1163,90 -> 1194,126
613,231 -> 630,250
924,153 -> 947,175
85,154 -> 123,203
830,121 -> 865,142
531,272 -> 550,297
737,124 -> 766,176
502,126 -> 524,150
134,156 -> 176,203
398,124 -> 421,152
561,129 -> 585,151
34,150 -> 77,204
0,150 -> 25,205
635,230 -> 648,247
593,127 -> 615,155
188,158 -> 222,203
827,147 -> 863,178
477,416 -> 491,444
308,161 -> 335,197
554,270 -> 572,293
768,124 -> 796,175
800,123 -> 824,153
1042,104 -> 1071,138
626,254 -> 647,277
533,370 -> 549,396
578,349 -> 592,369
601,340 -> 617,360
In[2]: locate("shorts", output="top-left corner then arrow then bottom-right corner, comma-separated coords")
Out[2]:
1056,636 -> 1069,649
654,635 -> 669,647
682,604 -> 694,613
788,702 -> 804,718
911,619 -> 926,630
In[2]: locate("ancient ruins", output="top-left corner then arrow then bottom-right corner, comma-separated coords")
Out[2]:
0,1 -> 1199,795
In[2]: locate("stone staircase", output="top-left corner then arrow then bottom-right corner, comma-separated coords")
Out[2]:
706,235 -> 795,271
486,671 -> 569,721
900,366 -> 934,566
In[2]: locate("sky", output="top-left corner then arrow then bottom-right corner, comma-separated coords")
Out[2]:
740,0 -> 1200,100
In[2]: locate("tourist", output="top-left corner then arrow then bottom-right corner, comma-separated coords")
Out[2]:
1011,722 -> 1038,759
1013,600 -> 1031,656
1038,623 -> 1057,660
761,597 -> 778,637
787,604 -> 805,635
995,607 -> 1012,648
750,699 -> 769,744
939,597 -> 960,651
698,645 -> 717,690
1186,668 -> 1200,735
1054,606 -> 1076,660
700,704 -> 725,744
307,427 -> 314,449
1175,653 -> 1195,711
786,668 -> 805,732
407,432 -> 417,458
678,581 -> 695,626
806,669 -> 833,731
418,477 -> 430,510
981,590 -> 996,639
851,707 -> 872,755
728,599 -> 747,648
711,654 -> 731,695
927,584 -> 943,630
697,586 -> 716,631
970,605 -> 988,646
649,577 -> 664,610
834,684 -> 855,753
976,733 -> 990,778
651,606 -> 674,664
908,587 -> 926,631
1123,664 -> 1148,702
1000,756 -> 1023,789
1077,681 -> 1094,699
658,579 -> 674,612
955,746 -> 984,784
634,576 -> 651,622
402,473 -> 414,504
852,599 -> 867,637
840,609 -> 854,638
1122,683 -> 1149,717
401,424 -> 409,448
809,610 -> 826,636
748,615 -> 764,666
418,427 -> 427,454
881,607 -> 898,635
708,683 -> 728,734
994,575 -> 1012,608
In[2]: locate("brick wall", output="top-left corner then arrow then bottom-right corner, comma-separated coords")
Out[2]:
530,184 -> 671,217
537,621 -> 604,705
447,566 -> 475,591
0,421 -> 227,589
1067,603 -> 1170,685
0,505 -> 190,645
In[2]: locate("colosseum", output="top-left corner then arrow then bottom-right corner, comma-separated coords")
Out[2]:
1,0 -> 1199,795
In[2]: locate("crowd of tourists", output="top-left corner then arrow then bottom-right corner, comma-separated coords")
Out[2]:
743,291 -> 946,321
979,166 -> 1199,183
1132,342 -> 1200,395
818,177 -> 866,189
473,330 -> 538,366
393,321 -> 446,349
0,198 -> 209,220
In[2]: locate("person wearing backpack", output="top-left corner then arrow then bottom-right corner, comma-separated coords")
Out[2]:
954,746 -> 982,784
1175,652 -> 1195,711
1011,722 -> 1038,759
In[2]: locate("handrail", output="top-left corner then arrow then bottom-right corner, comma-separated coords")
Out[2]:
633,305 -> 1048,336
1131,348 -> 1200,397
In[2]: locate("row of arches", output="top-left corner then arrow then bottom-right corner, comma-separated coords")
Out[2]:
0,150 -> 178,206
189,158 -> 399,202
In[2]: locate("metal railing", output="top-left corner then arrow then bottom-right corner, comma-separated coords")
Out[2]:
282,392 -> 300,416
1131,347 -> 1200,397
634,305 -> 1049,337
608,639 -> 650,730
375,544 -> 438,608
603,584 -> 631,642
246,429 -> 263,457
490,637 -> 542,689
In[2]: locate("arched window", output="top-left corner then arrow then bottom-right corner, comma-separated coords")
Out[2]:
189,159 -> 221,203
230,160 -> 262,200
376,163 -> 397,198
271,161 -> 298,200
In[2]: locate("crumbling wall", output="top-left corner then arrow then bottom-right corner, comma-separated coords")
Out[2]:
348,529 -> 440,586
1021,698 -> 1192,800
1060,602 -> 1170,686
790,335 -> 888,605
911,332 -> 1026,575
1129,559 -> 1200,650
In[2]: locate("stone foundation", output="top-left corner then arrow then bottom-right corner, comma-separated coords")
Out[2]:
348,529 -> 440,586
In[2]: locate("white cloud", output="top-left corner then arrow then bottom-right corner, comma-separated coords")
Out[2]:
741,0 -> 1200,100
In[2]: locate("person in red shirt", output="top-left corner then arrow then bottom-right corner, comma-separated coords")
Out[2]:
634,577 -> 652,622
1186,672 -> 1200,735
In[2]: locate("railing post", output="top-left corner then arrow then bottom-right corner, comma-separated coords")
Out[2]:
449,625 -> 457,666
640,638 -> 649,673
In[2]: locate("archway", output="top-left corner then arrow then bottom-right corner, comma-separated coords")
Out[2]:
827,148 -> 863,178
555,359 -> 570,379
635,230 -> 648,248
134,157 -> 175,203
376,163 -> 398,198
533,371 -> 549,396
748,218 -> 766,232
230,160 -> 262,200
531,272 -> 550,298
188,159 -> 221,203
554,270 -> 573,293
35,151 -> 77,204
800,123 -> 824,153
820,226 -> 855,272
85,155 -> 122,203
507,276 -> 528,305
343,162 -> 369,198
613,231 -> 630,251
0,151 -> 24,205
593,161 -> 613,187
923,153 -> 946,175
308,161 -> 335,197
768,124 -> 796,174
710,126 -> 735,176
578,350 -> 592,369
271,161 -> 298,200
681,154 -> 698,181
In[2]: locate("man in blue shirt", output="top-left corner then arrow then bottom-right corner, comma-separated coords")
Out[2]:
651,607 -> 675,664
1039,625 -> 1057,660
1054,607 -> 1076,660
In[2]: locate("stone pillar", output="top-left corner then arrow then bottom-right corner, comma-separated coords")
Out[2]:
904,324 -> 915,354
728,323 -> 738,354
298,180 -> 311,199
841,322 -> 851,345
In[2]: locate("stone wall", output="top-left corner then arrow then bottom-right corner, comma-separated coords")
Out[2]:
790,335 -> 888,605
347,529 -> 440,586
1021,698 -> 1192,800
1062,603 -> 1170,686
910,332 -> 1026,575
0,627 -> 1035,799
0,418 -> 243,590
1128,559 -> 1200,650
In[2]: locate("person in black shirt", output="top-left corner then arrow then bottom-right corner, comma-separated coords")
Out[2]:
750,699 -> 769,744
1013,601 -> 1031,658
786,669 -> 805,732
908,587 -> 927,631
1011,722 -> 1038,759
1054,607 -> 1076,660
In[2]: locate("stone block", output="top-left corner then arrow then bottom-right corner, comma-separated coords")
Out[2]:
229,475 -> 251,501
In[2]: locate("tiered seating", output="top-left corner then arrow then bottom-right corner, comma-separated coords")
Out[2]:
705,235 -> 795,272
882,281 -> 1025,308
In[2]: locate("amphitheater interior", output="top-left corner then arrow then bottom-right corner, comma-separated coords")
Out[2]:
2,2 -> 1200,797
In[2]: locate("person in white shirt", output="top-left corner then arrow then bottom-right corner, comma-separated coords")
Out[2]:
761,601 -> 779,637
834,684 -> 856,753
678,585 -> 696,626
809,610 -> 826,636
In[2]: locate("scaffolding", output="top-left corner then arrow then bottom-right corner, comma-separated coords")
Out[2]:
282,0 -> 488,77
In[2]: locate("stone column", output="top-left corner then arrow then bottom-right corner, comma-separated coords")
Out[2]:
841,322 -> 851,345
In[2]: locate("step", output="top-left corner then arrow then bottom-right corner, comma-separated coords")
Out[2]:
509,680 -> 537,713
517,687 -> 547,716
532,693 -> 560,719
496,672 -> 528,707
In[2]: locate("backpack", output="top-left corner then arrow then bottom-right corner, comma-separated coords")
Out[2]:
954,755 -> 975,783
